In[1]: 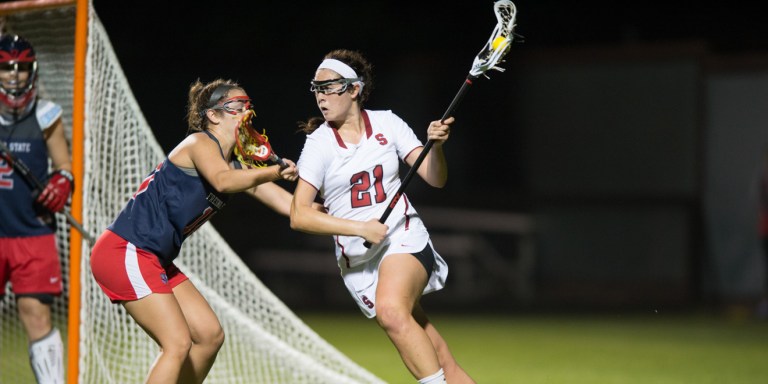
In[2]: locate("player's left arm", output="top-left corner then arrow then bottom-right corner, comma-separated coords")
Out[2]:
405,116 -> 453,188
37,117 -> 74,212
248,181 -> 326,217
44,118 -> 72,172
247,182 -> 293,217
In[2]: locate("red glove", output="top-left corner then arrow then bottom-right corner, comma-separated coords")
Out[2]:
36,169 -> 74,213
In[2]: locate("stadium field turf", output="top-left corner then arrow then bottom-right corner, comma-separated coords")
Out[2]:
300,310 -> 768,384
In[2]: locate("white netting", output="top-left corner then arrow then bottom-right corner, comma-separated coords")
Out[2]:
0,5 -> 75,384
2,2 -> 384,383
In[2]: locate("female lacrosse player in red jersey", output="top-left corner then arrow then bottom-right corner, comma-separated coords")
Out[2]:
290,49 -> 475,384
90,79 -> 299,384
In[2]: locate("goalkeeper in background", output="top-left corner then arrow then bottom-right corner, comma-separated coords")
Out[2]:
0,34 -> 71,384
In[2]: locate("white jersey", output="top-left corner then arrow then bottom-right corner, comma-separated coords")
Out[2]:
298,109 -> 426,263
298,109 -> 448,317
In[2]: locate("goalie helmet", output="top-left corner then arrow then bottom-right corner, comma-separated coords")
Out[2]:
0,34 -> 38,121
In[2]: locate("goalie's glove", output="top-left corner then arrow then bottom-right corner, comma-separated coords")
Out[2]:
36,169 -> 74,213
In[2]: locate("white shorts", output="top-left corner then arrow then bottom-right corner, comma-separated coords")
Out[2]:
340,229 -> 448,318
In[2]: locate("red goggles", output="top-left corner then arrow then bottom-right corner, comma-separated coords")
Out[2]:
211,96 -> 252,115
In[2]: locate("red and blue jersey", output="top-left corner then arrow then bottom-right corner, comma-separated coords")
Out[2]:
108,132 -> 229,266
0,100 -> 62,237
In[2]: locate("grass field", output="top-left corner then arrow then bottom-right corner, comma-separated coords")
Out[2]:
4,310 -> 766,383
300,310 -> 768,384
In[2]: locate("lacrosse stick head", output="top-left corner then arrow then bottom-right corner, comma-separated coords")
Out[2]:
233,109 -> 276,168
469,0 -> 517,77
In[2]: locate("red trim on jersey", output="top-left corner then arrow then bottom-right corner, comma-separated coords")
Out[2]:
404,146 -> 422,162
361,110 -> 373,139
331,127 -> 347,148
298,176 -> 320,192
402,194 -> 411,231
336,235 -> 351,268
330,110 -> 373,148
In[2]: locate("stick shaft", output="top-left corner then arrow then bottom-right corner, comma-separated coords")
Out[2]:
271,153 -> 288,169
379,75 -> 475,223
0,141 -> 95,244
363,75 -> 476,248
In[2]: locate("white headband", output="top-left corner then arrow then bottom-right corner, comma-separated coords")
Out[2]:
317,59 -> 358,79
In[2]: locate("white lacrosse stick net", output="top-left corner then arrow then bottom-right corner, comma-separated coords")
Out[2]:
470,0 -> 517,77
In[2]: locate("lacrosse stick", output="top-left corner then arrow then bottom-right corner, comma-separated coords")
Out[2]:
0,140 -> 95,244
365,0 -> 517,247
233,109 -> 287,169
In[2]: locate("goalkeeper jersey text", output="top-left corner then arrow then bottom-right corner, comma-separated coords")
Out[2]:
0,100 -> 63,237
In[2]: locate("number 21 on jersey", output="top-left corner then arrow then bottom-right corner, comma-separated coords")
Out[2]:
350,164 -> 385,208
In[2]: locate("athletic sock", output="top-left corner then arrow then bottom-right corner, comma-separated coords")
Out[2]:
418,368 -> 446,384
29,327 -> 64,384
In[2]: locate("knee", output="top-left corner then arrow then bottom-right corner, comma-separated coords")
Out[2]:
19,309 -> 51,331
162,337 -> 193,361
375,302 -> 411,333
197,323 -> 225,351
211,325 -> 225,351
16,297 -> 52,339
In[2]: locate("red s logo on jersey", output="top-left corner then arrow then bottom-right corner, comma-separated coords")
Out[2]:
361,295 -> 374,309
133,162 -> 163,199
375,133 -> 388,146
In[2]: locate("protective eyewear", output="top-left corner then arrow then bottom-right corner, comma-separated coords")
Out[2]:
210,96 -> 252,115
0,62 -> 36,73
309,78 -> 360,95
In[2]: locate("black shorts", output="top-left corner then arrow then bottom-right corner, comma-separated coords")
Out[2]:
411,243 -> 436,277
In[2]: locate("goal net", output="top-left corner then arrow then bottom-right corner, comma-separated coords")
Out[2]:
1,1 -> 385,383
0,3 -> 75,383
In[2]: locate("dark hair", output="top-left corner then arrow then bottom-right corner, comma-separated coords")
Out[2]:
186,78 -> 242,133
298,49 -> 374,134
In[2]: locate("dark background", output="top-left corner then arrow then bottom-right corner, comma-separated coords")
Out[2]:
91,0 -> 768,171
91,1 -> 768,311
90,0 -> 768,150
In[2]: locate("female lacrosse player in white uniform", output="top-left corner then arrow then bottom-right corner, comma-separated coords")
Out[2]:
291,49 -> 475,384
91,79 -> 300,384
